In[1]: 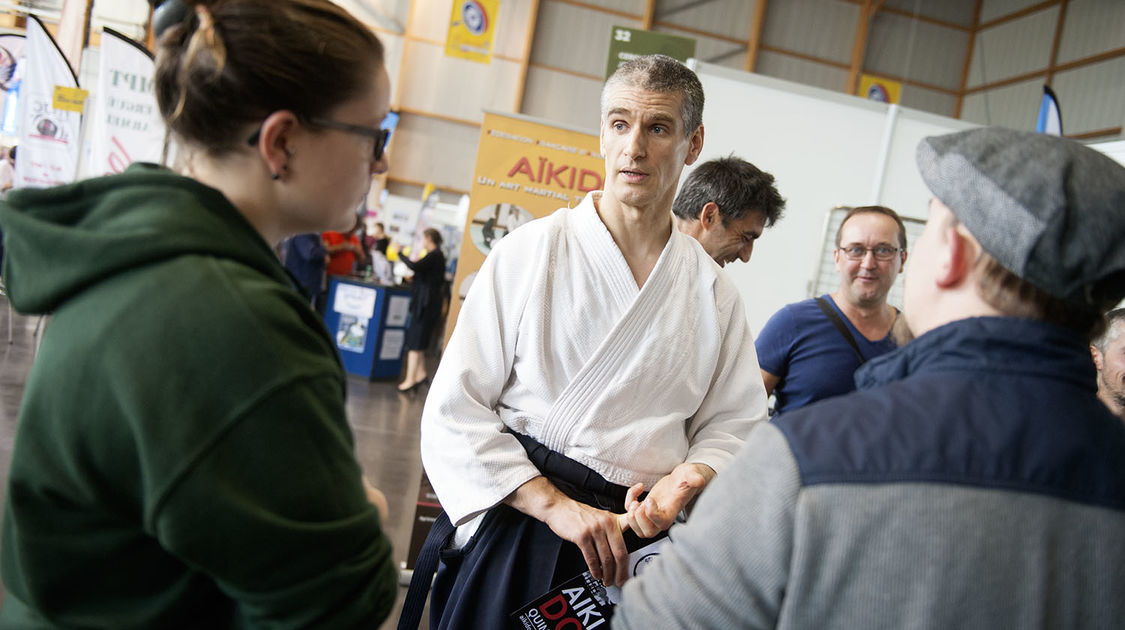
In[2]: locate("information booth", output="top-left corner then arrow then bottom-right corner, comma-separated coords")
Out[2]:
323,276 -> 412,379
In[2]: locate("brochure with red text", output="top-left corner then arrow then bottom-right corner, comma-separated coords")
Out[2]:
510,536 -> 669,629
511,570 -> 612,630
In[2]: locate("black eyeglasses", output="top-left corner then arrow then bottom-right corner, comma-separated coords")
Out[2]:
246,117 -> 390,162
838,244 -> 902,261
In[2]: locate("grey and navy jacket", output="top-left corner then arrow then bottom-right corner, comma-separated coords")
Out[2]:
615,316 -> 1125,630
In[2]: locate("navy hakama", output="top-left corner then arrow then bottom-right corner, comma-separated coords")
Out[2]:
400,433 -> 653,630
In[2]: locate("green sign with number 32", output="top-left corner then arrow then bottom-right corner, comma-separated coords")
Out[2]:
605,25 -> 697,79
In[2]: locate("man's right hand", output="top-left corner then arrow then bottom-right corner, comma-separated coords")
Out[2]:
505,476 -> 630,587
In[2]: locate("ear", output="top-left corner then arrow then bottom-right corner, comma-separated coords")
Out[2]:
897,249 -> 908,275
934,224 -> 973,289
699,201 -> 720,229
254,110 -> 299,180
684,124 -> 704,166
1091,345 -> 1104,371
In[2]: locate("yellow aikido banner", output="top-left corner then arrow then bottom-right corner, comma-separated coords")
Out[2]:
445,111 -> 605,342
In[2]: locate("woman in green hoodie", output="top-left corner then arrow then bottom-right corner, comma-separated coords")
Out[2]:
0,1 -> 398,627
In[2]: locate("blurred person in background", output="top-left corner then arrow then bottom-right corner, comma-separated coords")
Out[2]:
367,219 -> 390,255
283,232 -> 327,307
324,213 -> 366,276
397,227 -> 446,392
0,146 -> 16,193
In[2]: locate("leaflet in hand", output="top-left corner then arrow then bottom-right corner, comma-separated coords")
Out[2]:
511,570 -> 612,629
510,537 -> 668,629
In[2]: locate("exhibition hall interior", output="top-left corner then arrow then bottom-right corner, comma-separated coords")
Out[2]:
0,0 -> 1123,628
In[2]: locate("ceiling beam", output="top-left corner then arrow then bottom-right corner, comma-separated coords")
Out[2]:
845,0 -> 882,96
1044,0 -> 1068,85
744,0 -> 768,73
962,45 -> 1125,95
513,0 -> 543,113
977,0 -> 1061,31
641,0 -> 656,30
654,0 -> 720,22
837,0 -> 970,32
955,0 -> 983,118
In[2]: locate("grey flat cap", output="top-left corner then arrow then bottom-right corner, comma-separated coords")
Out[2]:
917,126 -> 1125,307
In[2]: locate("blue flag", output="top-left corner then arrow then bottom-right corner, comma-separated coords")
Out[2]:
1036,85 -> 1062,136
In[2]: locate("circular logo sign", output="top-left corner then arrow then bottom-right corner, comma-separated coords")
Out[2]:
462,0 -> 488,35
866,83 -> 889,103
632,552 -> 660,576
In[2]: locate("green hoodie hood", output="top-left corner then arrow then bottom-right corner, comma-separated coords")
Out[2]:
0,163 -> 288,314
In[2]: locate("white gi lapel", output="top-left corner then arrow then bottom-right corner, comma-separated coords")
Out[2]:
538,202 -> 686,452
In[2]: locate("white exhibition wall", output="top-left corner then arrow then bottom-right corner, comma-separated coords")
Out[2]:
1092,140 -> 1125,168
1089,140 -> 1125,311
688,61 -> 975,333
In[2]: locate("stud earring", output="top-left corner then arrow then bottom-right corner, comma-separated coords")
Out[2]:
271,172 -> 280,181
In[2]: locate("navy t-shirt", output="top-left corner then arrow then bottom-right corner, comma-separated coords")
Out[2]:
755,294 -> 897,414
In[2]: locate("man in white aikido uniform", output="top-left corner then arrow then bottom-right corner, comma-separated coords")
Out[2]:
398,54 -> 768,629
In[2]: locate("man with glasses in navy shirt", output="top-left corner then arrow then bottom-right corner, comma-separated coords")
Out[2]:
755,205 -> 907,414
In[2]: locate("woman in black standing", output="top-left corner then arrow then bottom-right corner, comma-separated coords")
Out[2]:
398,227 -> 446,391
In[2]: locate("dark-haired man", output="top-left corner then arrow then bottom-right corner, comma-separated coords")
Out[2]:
1093,307 -> 1125,420
755,205 -> 907,413
404,54 -> 766,629
614,126 -> 1125,629
672,155 -> 785,267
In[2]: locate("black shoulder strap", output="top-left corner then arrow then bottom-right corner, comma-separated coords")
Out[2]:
816,296 -> 866,364
397,510 -> 456,630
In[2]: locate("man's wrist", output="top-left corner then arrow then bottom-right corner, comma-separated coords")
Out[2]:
505,476 -> 566,522
687,462 -> 717,484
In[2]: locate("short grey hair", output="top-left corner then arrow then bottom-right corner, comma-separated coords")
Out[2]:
601,54 -> 704,138
1094,308 -> 1125,352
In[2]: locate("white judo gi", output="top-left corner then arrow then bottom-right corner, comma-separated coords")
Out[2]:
422,191 -> 769,540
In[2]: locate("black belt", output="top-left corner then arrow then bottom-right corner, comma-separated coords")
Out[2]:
510,431 -> 631,513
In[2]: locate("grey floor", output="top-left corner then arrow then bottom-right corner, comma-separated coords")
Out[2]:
0,298 -> 431,629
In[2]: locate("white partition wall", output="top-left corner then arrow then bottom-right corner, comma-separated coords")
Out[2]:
688,61 -> 975,332
1092,140 -> 1125,167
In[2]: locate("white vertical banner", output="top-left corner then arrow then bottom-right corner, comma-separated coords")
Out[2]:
89,28 -> 165,176
15,17 -> 84,189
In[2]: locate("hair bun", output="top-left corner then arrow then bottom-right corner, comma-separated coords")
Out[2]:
154,0 -> 385,154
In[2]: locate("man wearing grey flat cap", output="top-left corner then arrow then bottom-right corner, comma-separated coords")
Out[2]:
612,126 -> 1125,630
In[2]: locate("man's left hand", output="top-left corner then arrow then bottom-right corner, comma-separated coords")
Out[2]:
622,463 -> 715,538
